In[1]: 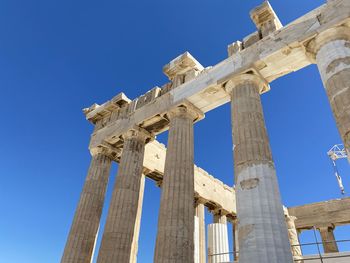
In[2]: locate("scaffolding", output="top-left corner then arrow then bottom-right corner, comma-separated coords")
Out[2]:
327,144 -> 347,195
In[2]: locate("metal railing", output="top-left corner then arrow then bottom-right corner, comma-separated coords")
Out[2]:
208,250 -> 350,263
208,248 -> 350,263
207,251 -> 235,262
290,227 -> 350,262
292,241 -> 350,261
208,229 -> 350,263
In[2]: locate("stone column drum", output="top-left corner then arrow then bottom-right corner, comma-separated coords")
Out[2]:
311,26 -> 350,162
319,226 -> 339,253
232,219 -> 239,262
97,128 -> 151,263
61,151 -> 112,263
226,74 -> 293,263
130,174 -> 146,263
207,223 -> 230,263
194,216 -> 200,263
154,105 -> 203,263
195,202 -> 206,263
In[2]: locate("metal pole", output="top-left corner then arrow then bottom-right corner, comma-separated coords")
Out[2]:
330,159 -> 345,195
313,226 -> 324,263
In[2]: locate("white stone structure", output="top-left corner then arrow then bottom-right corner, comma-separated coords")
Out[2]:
194,216 -> 200,263
61,1 -> 350,262
208,223 -> 230,263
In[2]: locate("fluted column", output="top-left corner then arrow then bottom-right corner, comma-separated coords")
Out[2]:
194,216 -> 200,263
226,74 -> 293,263
61,150 -> 112,263
207,223 -> 230,263
154,104 -> 203,263
97,127 -> 151,263
319,226 -> 339,253
310,26 -> 350,162
232,219 -> 239,262
195,201 -> 206,263
130,174 -> 145,263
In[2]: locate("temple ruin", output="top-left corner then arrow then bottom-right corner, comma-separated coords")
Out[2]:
61,0 -> 350,262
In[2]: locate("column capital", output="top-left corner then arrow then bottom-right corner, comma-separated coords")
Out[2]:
195,197 -> 206,206
306,26 -> 350,59
90,147 -> 108,157
166,101 -> 204,122
225,73 -> 270,95
90,144 -> 121,160
213,210 -> 228,224
90,144 -> 122,159
123,126 -> 154,143
212,208 -> 228,216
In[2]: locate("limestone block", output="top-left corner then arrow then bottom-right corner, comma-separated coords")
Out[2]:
227,41 -> 243,57
163,51 -> 204,80
250,1 -> 283,37
243,31 -> 261,48
84,92 -> 131,124
319,226 -> 339,253
143,140 -> 236,215
88,1 -> 350,149
288,197 -> 350,230
136,87 -> 161,110
159,82 -> 173,96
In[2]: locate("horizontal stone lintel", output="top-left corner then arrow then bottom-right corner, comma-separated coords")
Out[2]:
288,197 -> 350,230
144,140 -> 236,215
89,0 -> 350,149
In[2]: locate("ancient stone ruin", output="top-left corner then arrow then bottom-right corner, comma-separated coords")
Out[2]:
61,1 -> 350,262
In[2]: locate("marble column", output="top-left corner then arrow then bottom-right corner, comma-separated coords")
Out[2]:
195,202 -> 206,263
311,26 -> 350,162
319,226 -> 339,253
97,127 -> 151,263
232,219 -> 239,262
194,216 -> 200,263
154,104 -> 203,263
61,150 -> 112,263
226,74 -> 293,263
207,223 -> 230,263
130,174 -> 146,263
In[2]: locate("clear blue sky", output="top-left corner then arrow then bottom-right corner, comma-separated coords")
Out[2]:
1,0 -> 349,262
